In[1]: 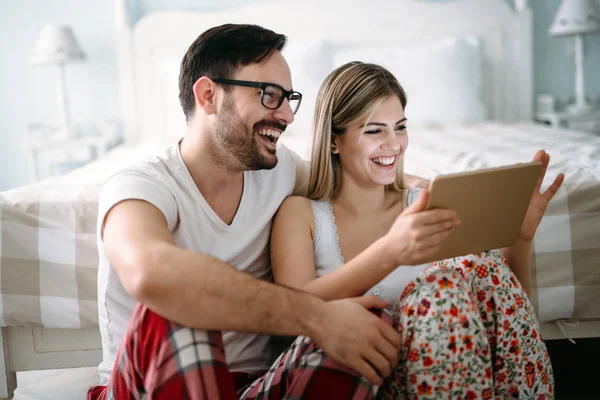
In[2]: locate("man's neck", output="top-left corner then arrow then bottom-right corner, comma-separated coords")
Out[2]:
179,126 -> 244,202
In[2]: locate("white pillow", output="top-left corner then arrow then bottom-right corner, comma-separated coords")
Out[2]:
282,38 -> 333,137
332,36 -> 486,126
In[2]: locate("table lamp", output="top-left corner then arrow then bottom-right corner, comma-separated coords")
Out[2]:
31,25 -> 86,139
549,0 -> 600,114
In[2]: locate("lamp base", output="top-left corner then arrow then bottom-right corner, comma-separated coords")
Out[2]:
565,102 -> 595,116
50,125 -> 73,140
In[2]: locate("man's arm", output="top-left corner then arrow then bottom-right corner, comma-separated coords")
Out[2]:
104,199 -> 402,384
103,199 -> 322,336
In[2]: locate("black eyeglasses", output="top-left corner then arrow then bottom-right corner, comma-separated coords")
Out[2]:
211,78 -> 302,115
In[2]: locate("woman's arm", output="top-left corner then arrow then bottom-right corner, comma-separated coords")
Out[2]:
271,196 -> 318,289
501,150 -> 564,298
271,192 -> 459,301
271,197 -> 397,300
501,239 -> 533,296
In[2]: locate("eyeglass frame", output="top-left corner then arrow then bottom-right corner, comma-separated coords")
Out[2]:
211,78 -> 303,114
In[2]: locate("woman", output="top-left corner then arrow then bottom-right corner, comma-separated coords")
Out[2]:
270,62 -> 563,399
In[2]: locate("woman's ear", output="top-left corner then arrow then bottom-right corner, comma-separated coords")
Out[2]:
331,140 -> 339,154
193,77 -> 218,115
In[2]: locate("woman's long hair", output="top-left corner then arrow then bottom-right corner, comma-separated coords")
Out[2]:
307,62 -> 408,200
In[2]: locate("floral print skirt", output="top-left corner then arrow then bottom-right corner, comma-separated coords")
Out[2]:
377,250 -> 554,400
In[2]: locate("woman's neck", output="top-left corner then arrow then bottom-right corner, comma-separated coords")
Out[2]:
332,177 -> 389,215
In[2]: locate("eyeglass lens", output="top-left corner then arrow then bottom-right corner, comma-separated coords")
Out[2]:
262,85 -> 301,114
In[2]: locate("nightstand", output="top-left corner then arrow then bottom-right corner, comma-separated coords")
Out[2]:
23,127 -> 121,182
536,107 -> 600,134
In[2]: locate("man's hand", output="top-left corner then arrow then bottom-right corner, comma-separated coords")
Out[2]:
518,150 -> 564,241
385,189 -> 460,266
404,173 -> 430,189
312,296 -> 401,385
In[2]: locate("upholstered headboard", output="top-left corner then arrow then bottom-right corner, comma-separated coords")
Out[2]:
114,0 -> 533,144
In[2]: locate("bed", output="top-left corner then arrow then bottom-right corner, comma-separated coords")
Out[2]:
1,0 -> 599,398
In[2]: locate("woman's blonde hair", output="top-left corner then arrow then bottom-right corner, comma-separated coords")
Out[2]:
307,62 -> 408,200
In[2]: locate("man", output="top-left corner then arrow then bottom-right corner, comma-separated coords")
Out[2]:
89,24 -> 426,399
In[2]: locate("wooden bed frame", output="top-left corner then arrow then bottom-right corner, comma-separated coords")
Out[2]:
2,0 -> 598,398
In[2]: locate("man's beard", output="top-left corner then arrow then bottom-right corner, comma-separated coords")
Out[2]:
208,94 -> 285,171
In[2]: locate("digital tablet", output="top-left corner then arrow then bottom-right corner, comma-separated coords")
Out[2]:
423,161 -> 542,263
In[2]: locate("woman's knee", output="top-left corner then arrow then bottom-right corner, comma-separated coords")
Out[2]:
392,266 -> 477,325
437,250 -> 524,293
399,265 -> 469,301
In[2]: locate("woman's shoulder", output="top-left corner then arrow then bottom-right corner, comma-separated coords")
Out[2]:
277,196 -> 314,220
279,195 -> 312,208
275,196 -> 317,235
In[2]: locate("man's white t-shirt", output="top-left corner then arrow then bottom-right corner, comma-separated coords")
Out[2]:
96,140 -> 308,385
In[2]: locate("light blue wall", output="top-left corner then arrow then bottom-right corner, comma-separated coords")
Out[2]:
0,0 -> 254,191
533,0 -> 600,108
0,1 -> 121,191
1,0 -> 599,191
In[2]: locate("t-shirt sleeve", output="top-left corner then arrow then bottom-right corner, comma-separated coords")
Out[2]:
289,148 -> 310,197
98,170 -> 178,238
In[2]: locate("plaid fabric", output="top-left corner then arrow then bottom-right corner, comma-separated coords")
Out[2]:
0,183 -> 100,328
87,304 -> 379,400
1,122 -> 599,328
0,141 -> 168,329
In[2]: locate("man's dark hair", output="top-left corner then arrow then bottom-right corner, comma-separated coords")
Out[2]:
179,24 -> 287,122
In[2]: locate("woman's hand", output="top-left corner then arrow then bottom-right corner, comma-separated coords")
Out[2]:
518,150 -> 564,242
385,189 -> 460,266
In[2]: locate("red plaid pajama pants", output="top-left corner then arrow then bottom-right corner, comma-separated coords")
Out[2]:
87,303 -> 382,400
88,251 -> 554,399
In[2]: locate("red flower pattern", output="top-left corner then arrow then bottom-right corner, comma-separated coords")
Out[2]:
438,277 -> 454,289
417,299 -> 431,316
482,388 -> 493,399
449,305 -> 459,318
388,251 -> 553,398
463,334 -> 473,350
417,381 -> 432,396
476,290 -> 486,302
476,265 -> 489,278
409,349 -> 420,362
516,295 -> 525,307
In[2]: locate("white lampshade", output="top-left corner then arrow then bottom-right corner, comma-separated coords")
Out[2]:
30,25 -> 86,65
549,0 -> 600,36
